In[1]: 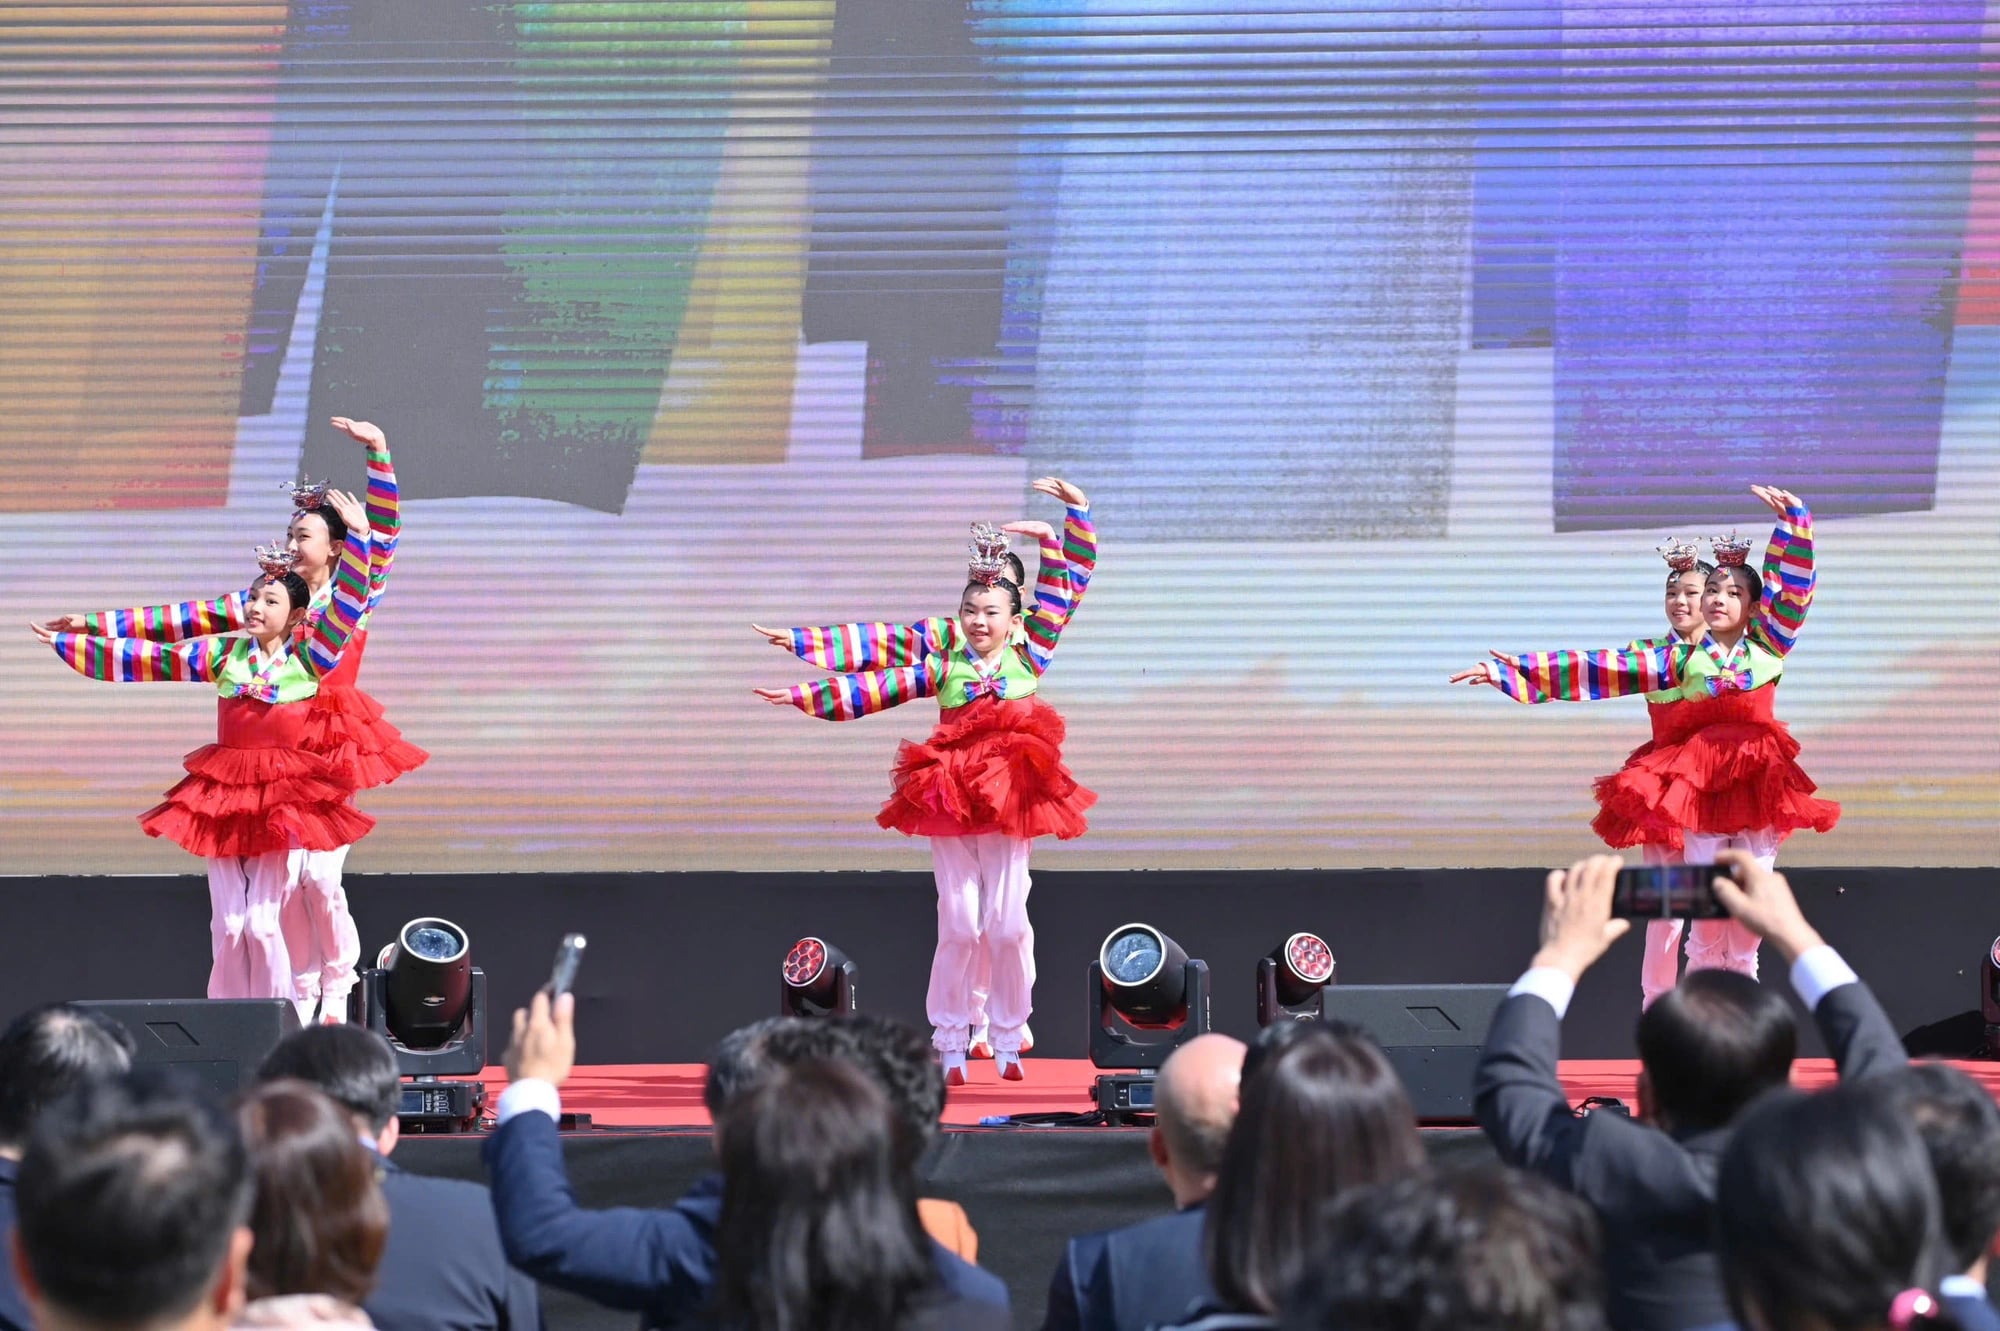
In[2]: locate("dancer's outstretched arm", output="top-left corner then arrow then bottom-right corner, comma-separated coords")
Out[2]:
752,616 -> 954,672
41,587 -> 253,644
331,416 -> 401,616
1450,642 -> 1688,704
38,628 -> 234,684
1748,486 -> 1814,657
753,627 -> 949,723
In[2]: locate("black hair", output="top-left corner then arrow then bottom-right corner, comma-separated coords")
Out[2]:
255,1026 -> 401,1135
0,1003 -> 135,1150
703,1017 -> 797,1120
1003,552 -> 1027,586
710,1059 -> 936,1331
1634,969 -> 1796,1134
297,502 -> 349,547
962,578 -> 1023,617
252,570 -> 313,613
1868,1064 -> 2000,1273
16,1070 -> 254,1326
1205,1023 -> 1427,1315
761,1015 -> 945,1161
1282,1165 -> 1608,1331
1706,562 -> 1761,606
1718,1085 -> 1960,1331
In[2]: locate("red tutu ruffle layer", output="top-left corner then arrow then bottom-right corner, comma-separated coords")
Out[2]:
300,682 -> 430,790
1591,689 -> 1839,855
878,696 -> 1096,841
140,742 -> 376,858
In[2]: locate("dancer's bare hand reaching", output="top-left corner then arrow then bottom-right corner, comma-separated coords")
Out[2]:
753,687 -> 794,706
1450,654 -> 1511,687
325,488 -> 369,543
1749,484 -> 1802,518
329,416 -> 386,449
31,614 -> 88,636
27,621 -> 58,645
1032,477 -> 1088,508
749,624 -> 791,650
1000,520 -> 1056,544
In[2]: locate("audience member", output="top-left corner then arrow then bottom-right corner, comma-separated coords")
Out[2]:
1866,1064 -> 2000,1322
1282,1164 -> 1608,1331
1158,1022 -> 1428,1330
1040,1032 -> 1248,1331
485,997 -> 1008,1327
256,1025 -> 541,1331
0,1004 -> 136,1331
693,1058 -> 1008,1331
1476,851 -> 1907,1331
1717,1083 -> 1996,1331
234,1081 -> 389,1328
14,1072 -> 255,1331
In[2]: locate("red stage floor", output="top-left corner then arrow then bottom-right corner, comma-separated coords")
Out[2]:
474,1058 -> 2000,1129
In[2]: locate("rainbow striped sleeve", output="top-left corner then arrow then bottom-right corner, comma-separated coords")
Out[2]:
1752,501 -> 1814,658
49,633 -> 229,684
786,658 -> 940,722
1024,505 -> 1096,674
362,436 -> 400,614
302,528 -> 373,675
1487,643 -> 1683,704
81,589 -> 251,642
789,617 -> 952,672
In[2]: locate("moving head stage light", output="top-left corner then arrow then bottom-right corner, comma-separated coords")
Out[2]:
1257,931 -> 1338,1026
1090,922 -> 1210,1119
782,936 -> 858,1018
358,917 -> 487,1132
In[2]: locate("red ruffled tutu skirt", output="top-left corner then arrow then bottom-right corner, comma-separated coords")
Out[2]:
878,696 -> 1096,841
299,631 -> 428,790
1590,687 -> 1839,855
141,697 -> 375,858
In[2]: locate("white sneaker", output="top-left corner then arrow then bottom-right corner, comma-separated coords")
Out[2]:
941,1051 -> 968,1087
995,1051 -> 1025,1081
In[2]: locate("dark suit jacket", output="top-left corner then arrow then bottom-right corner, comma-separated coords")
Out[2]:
368,1154 -> 540,1331
1474,979 -> 1906,1331
1041,1203 -> 1212,1331
0,1159 -> 26,1331
1943,1291 -> 2000,1331
483,1110 -> 1009,1327
682,1288 -> 1011,1331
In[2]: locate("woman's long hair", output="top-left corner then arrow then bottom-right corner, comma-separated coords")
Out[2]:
234,1080 -> 388,1305
1205,1023 -> 1428,1314
1718,1083 -> 1959,1331
710,1058 -> 936,1331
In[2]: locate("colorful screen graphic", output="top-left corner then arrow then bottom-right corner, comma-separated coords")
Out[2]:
1,0 -> 1994,873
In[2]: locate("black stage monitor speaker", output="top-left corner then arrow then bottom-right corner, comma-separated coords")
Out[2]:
1318,984 -> 1509,1123
77,999 -> 301,1096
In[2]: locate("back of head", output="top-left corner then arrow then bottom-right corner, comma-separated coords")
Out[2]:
17,1071 -> 252,1328
703,1016 -> 798,1121
0,1004 -> 136,1151
1718,1085 -> 1956,1331
712,1058 -> 934,1331
1868,1064 -> 2000,1274
1206,1023 -> 1427,1314
761,1014 -> 944,1159
255,1026 -> 401,1135
235,1081 -> 388,1306
1154,1033 -> 1248,1185
1636,970 -> 1796,1133
1282,1165 -> 1607,1331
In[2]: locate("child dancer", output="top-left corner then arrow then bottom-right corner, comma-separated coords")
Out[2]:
753,487 -> 1097,1083
38,417 -> 420,1021
1452,485 -> 1839,991
33,529 -> 373,1003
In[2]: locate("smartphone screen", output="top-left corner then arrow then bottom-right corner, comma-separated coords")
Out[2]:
1612,865 -> 1727,919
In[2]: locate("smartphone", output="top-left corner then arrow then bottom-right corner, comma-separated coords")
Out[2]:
1612,864 -> 1727,919
547,933 -> 587,997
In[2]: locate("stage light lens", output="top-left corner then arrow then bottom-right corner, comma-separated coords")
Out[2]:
406,924 -> 465,963
1104,927 -> 1165,986
1285,932 -> 1335,985
783,937 -> 829,988
382,917 -> 473,1051
1989,935 -> 2000,970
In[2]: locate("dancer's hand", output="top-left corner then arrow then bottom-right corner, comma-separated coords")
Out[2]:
1000,520 -> 1056,543
1749,484 -> 1801,517
28,621 -> 58,644
32,614 -> 87,635
505,989 -> 576,1087
750,624 -> 790,649
1530,854 -> 1631,981
1032,476 -> 1088,508
325,488 -> 369,542
329,416 -> 386,448
753,687 -> 794,706
1448,662 -> 1496,686
1709,849 -> 1822,964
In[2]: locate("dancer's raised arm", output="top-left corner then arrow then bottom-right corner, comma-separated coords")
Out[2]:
1747,485 -> 1814,657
